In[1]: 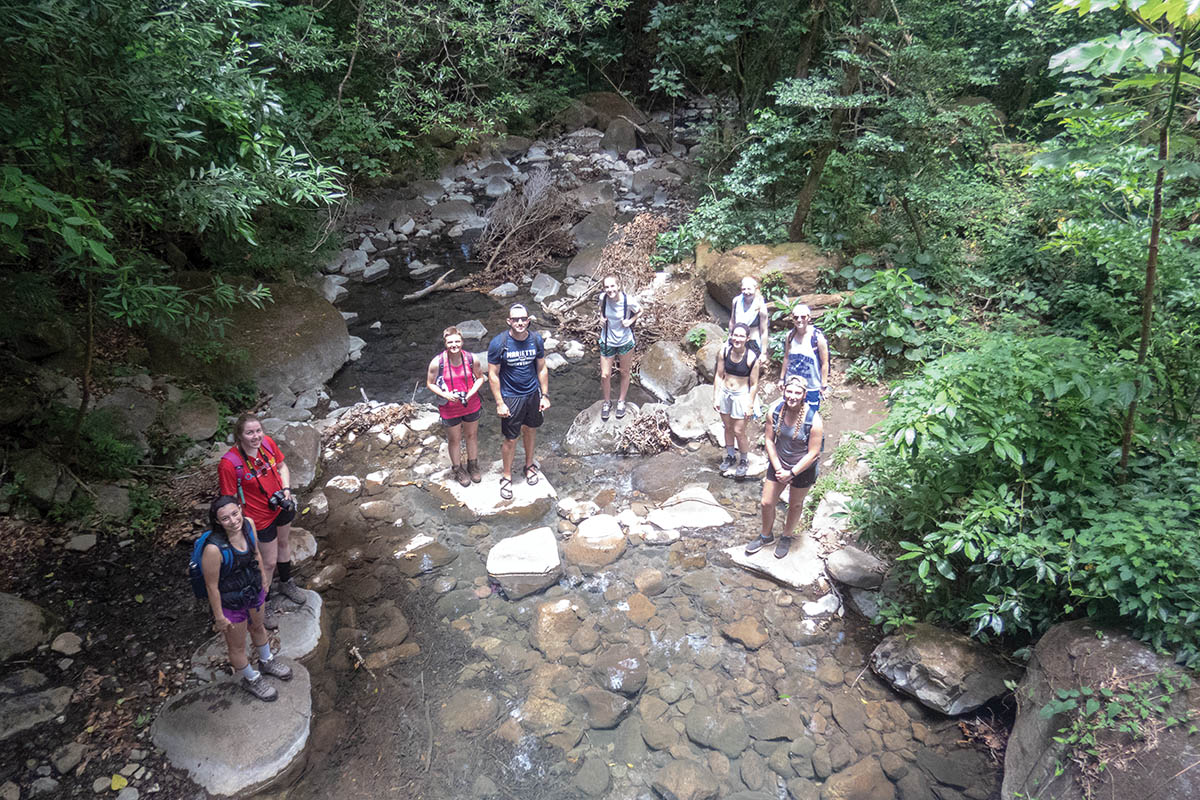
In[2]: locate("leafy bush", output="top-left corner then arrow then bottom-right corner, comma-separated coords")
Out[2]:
853,334 -> 1200,664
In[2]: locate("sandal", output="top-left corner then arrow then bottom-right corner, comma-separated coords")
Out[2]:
524,462 -> 541,486
499,476 -> 513,500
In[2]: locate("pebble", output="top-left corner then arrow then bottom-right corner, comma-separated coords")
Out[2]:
29,778 -> 58,796
116,789 -> 139,800
51,632 -> 82,655
93,777 -> 110,793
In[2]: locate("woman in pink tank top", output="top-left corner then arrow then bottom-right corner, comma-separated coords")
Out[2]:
426,327 -> 485,486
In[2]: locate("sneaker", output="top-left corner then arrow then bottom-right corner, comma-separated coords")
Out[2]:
616,401 -> 627,419
719,453 -> 737,472
277,578 -> 307,605
601,401 -> 612,420
258,657 -> 293,681
467,459 -> 482,483
774,536 -> 793,559
745,535 -> 774,555
242,675 -> 278,702
734,456 -> 749,479
263,608 -> 279,630
454,463 -> 471,487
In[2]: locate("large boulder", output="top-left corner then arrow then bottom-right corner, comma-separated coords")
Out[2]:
651,759 -> 718,800
152,660 -> 311,796
0,593 -> 56,662
631,451 -> 709,501
572,209 -> 615,248
870,623 -> 1019,716
567,244 -> 605,279
94,387 -> 160,455
665,385 -> 718,441
578,92 -> 649,128
148,283 -> 350,395
694,338 -> 726,383
638,340 -> 697,402
697,242 -> 837,309
1003,620 -> 1200,800
261,421 -> 321,491
563,400 -> 642,456
825,546 -> 887,590
563,514 -> 627,571
162,394 -> 221,441
647,485 -> 732,531
486,527 -> 562,599
0,685 -> 73,743
600,118 -> 638,155
430,460 -> 556,521
10,451 -> 73,511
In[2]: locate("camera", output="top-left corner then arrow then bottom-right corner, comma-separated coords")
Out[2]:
268,489 -> 295,513
455,390 -> 468,404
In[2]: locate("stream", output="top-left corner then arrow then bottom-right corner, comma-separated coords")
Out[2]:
269,110 -> 1002,800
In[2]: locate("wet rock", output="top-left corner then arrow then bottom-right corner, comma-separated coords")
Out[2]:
0,593 -> 55,662
665,384 -> 718,440
51,632 -> 82,655
571,209 -> 615,248
722,618 -> 768,650
393,534 -> 457,577
593,645 -> 648,697
563,514 -> 627,571
626,593 -> 657,625
65,534 -> 96,553
358,499 -> 397,521
563,400 -> 643,456
570,624 -> 600,654
263,422 -> 320,491
685,705 -> 750,759
567,244 -> 604,278
574,686 -> 632,729
723,536 -> 825,589
574,756 -> 612,796
634,568 -> 666,597
430,200 -> 476,222
152,659 -> 310,796
638,340 -> 697,402
486,526 -> 562,599
530,272 -> 561,302
631,451 -> 705,501
871,623 -> 1018,716
652,759 -> 718,800
362,260 -> 390,282
321,275 -> 348,303
431,459 -> 556,520
364,643 -> 420,669
745,703 -> 807,741
310,563 -> 347,591
600,118 -> 638,154
0,685 -> 72,742
529,598 -> 580,659
647,485 -> 732,530
440,688 -> 499,733
323,475 -> 362,507
698,241 -> 836,309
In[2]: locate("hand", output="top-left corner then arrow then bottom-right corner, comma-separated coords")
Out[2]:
213,616 -> 232,634
497,401 -> 511,418
282,488 -> 292,499
538,395 -> 551,412
624,317 -> 635,327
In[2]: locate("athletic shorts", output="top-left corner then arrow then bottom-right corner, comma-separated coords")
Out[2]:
717,387 -> 750,420
500,392 -> 544,440
767,460 -> 818,489
807,389 -> 822,411
256,505 -> 295,544
599,339 -> 635,358
441,408 -> 482,428
222,587 -> 267,625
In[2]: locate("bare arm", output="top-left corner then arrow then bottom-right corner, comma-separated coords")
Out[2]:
764,408 -> 782,474
537,358 -> 551,411
248,519 -> 269,593
488,361 -> 509,416
779,331 -> 788,383
756,294 -> 769,345
202,545 -> 231,632
278,462 -> 292,499
818,332 -> 830,390
426,357 -> 454,403
748,355 -> 761,408
713,347 -> 726,410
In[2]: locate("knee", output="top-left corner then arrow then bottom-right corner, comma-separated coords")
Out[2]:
600,365 -> 612,380
760,500 -> 774,516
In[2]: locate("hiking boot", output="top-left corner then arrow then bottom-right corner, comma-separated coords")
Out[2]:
263,608 -> 279,630
242,675 -> 278,702
601,401 -> 612,420
745,535 -> 774,556
719,453 -> 737,472
466,459 -> 482,483
454,463 -> 471,487
258,657 -> 293,681
774,536 -> 794,559
277,578 -> 307,605
734,456 -> 749,479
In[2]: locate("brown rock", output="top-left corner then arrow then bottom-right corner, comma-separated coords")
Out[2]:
722,617 -> 769,650
529,598 -> 581,659
651,759 -> 718,800
697,241 -> 837,309
363,642 -> 420,670
574,686 -> 631,729
626,593 -> 657,625
822,756 -> 895,800
440,688 -> 498,733
634,568 -> 666,596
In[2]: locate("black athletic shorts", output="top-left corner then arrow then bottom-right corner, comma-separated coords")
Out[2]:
441,408 -> 482,428
500,392 -> 544,440
767,460 -> 818,489
256,504 -> 296,543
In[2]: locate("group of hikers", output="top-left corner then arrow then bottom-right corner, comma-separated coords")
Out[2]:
197,273 -> 830,700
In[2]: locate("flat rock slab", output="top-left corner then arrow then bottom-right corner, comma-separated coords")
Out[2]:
486,527 -> 562,600
191,590 -> 324,681
153,660 -> 311,797
0,686 -> 73,743
430,460 -> 556,520
0,593 -> 55,661
563,400 -> 643,456
722,536 -> 826,589
392,533 -> 458,577
646,485 -> 733,531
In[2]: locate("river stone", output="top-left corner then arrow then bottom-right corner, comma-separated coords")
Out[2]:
489,282 -> 519,298
323,475 -> 362,507
685,705 -> 750,759
0,685 -> 72,742
563,400 -> 643,456
802,593 -> 841,617
529,598 -> 580,659
152,660 -> 310,796
722,618 -> 768,650
665,384 -> 718,440
723,536 -> 825,589
568,180 -> 615,208
191,590 -> 323,680
811,491 -> 853,536
486,526 -> 562,599
320,274 -> 348,303
573,755 -> 612,797
163,394 -> 220,441
455,319 -> 487,340
631,451 -> 706,501
631,167 -> 682,197
638,340 -> 697,402
439,688 -> 499,733
574,686 -> 632,730
92,483 -> 131,520
592,645 -> 648,696
94,387 -> 159,454
646,485 -> 732,531
430,459 -> 556,520
745,703 -> 807,741
0,669 -> 47,695
411,179 -> 444,202
564,514 -> 627,571
309,563 -> 346,591
11,450 -> 71,510
826,546 -> 886,589
567,244 -> 604,278
484,176 -> 512,198
634,568 -> 666,597
871,623 -> 1018,716
545,352 -> 568,371
51,631 -> 82,655
0,593 -> 55,662
430,200 -> 476,222
304,492 -> 328,520
362,260 -> 390,282
694,337 -> 726,383
651,759 -> 718,800
823,757 -> 894,800
392,533 -> 458,577
65,534 -> 96,553
572,209 -> 615,248
359,499 -> 397,521
264,422 -> 320,491
1003,620 -> 1200,800
530,272 -> 561,302
600,117 -> 638,155
697,241 -> 836,309
626,592 -> 657,625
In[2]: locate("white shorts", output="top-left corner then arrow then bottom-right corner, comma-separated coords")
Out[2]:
718,387 -> 750,420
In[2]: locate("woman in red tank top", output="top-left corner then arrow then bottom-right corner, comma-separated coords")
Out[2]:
426,326 -> 485,486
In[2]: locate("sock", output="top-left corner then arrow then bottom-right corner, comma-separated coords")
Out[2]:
257,643 -> 273,663
277,561 -> 291,583
241,664 -> 261,681
725,446 -> 736,458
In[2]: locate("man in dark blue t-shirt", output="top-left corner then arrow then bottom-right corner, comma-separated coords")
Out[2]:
487,304 -> 550,500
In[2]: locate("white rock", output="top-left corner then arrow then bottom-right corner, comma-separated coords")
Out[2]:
489,282 -> 519,298
347,336 -> 366,361
455,319 -> 488,340
393,217 -> 416,235
802,593 -> 842,617
405,408 -> 442,432
530,272 -> 561,302
358,237 -> 376,253
811,492 -> 853,535
411,261 -> 442,277
364,469 -> 392,495
484,176 -> 512,198
320,276 -> 348,304
545,353 -> 568,371
723,536 -> 827,590
564,340 -> 586,360
486,527 -> 563,600
362,260 -> 390,283
340,311 -> 358,323
341,249 -> 368,275
304,492 -> 328,519
369,320 -> 382,330
646,485 -> 733,530
642,529 -> 680,545
563,514 -> 627,571
432,460 -> 556,519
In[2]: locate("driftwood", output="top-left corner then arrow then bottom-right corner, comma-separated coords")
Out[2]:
402,270 -> 472,302
471,169 -> 578,287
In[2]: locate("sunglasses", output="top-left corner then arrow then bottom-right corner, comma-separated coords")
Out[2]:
509,316 -> 529,322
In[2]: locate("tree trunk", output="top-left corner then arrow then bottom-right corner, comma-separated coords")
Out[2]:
794,0 -> 827,79
787,0 -> 882,241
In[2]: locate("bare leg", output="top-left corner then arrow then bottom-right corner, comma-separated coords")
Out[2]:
760,478 -> 786,538
616,351 -> 635,402
275,525 -> 291,564
462,418 -> 479,461
600,355 -> 614,402
522,425 -> 537,470
246,606 -> 270,648
446,422 -> 464,467
733,417 -> 748,455
501,437 -> 517,480
259,539 -> 278,587
722,413 -> 736,449
783,486 -> 811,537
223,620 -> 250,671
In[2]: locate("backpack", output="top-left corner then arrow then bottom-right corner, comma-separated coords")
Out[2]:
771,401 -> 817,444
220,439 -> 281,506
188,522 -> 257,599
435,350 -> 474,405
785,326 -> 824,375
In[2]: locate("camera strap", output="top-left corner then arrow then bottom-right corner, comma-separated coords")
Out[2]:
225,441 -> 280,504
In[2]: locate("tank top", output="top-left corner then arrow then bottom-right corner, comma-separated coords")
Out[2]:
772,402 -> 820,471
723,344 -> 756,378
732,295 -> 764,346
216,523 -> 263,609
437,351 -> 483,420
785,328 -> 823,390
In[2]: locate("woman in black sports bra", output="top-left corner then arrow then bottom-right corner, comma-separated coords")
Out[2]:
712,323 -> 761,479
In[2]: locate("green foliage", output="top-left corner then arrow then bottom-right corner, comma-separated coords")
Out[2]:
685,328 -> 708,349
127,484 -> 165,537
759,271 -> 789,304
33,407 -> 140,481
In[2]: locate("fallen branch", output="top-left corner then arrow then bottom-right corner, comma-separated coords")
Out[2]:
402,270 -> 472,302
